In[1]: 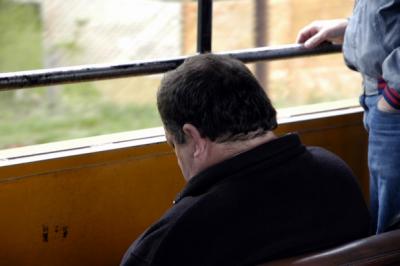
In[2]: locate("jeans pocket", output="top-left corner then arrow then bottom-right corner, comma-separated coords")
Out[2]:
359,94 -> 367,111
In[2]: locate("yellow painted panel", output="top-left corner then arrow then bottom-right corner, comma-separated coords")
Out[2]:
0,143 -> 185,266
0,111 -> 368,266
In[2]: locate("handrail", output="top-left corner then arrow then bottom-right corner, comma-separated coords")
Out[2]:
0,43 -> 341,91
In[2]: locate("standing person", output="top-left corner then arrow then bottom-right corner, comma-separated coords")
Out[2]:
297,1 -> 400,234
120,54 -> 370,266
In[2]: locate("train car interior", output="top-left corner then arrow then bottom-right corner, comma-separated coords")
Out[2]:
0,0 -> 399,265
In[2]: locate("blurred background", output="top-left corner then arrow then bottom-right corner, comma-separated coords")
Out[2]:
0,0 -> 361,149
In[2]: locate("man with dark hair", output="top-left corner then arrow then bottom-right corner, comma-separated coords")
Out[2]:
121,54 -> 370,266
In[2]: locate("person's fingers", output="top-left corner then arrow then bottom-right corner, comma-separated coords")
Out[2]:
296,31 -> 311,44
304,30 -> 327,48
296,24 -> 318,44
297,19 -> 347,47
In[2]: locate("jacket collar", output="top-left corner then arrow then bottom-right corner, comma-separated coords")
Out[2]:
173,133 -> 305,204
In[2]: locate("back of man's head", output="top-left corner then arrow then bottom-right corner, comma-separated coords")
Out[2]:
157,54 -> 277,144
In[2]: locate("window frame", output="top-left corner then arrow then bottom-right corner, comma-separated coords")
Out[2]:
0,0 -> 359,163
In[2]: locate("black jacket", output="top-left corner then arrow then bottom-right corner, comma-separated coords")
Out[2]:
121,134 -> 370,266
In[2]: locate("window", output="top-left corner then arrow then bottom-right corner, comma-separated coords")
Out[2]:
0,0 -> 361,150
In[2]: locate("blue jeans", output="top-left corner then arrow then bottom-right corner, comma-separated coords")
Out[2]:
360,94 -> 400,233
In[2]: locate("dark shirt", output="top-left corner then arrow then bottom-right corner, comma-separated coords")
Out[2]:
121,134 -> 370,266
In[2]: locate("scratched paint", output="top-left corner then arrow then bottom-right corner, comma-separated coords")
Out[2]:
63,226 -> 69,238
42,225 -> 69,242
42,225 -> 49,242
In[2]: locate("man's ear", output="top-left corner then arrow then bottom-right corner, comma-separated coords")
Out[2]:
182,123 -> 207,158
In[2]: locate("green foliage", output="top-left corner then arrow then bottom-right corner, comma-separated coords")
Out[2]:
0,0 -> 43,71
0,2 -> 161,150
0,83 -> 161,149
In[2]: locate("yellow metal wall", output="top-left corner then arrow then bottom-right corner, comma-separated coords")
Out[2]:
0,111 -> 368,266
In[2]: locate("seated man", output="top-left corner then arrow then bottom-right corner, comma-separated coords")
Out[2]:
121,54 -> 371,266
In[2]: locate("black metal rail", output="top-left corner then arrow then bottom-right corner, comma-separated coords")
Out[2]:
197,0 -> 213,53
0,44 -> 342,91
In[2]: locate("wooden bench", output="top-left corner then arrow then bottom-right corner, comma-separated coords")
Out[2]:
260,229 -> 400,266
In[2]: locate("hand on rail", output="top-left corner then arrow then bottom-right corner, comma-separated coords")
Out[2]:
296,19 -> 348,49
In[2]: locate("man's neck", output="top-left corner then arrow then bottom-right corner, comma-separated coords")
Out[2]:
200,131 -> 277,176
219,131 -> 276,157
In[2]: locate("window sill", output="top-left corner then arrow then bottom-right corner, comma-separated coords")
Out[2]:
0,127 -> 166,167
277,98 -> 361,123
0,99 -> 362,167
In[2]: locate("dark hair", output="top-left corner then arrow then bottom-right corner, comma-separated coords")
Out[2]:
157,54 -> 277,144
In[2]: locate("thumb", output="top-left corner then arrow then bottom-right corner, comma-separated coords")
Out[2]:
304,31 -> 326,48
